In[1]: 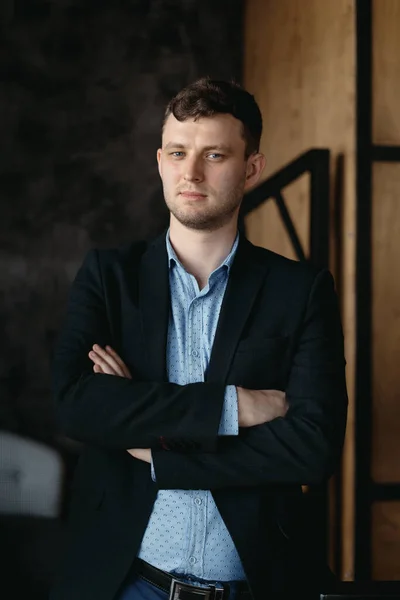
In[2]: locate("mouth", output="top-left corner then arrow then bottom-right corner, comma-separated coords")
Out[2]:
179,191 -> 207,199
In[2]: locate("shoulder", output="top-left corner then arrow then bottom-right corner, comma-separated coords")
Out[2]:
245,238 -> 327,285
82,231 -> 166,272
245,240 -> 339,316
95,240 -> 149,267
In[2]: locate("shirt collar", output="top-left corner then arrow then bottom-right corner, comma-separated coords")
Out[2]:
165,229 -> 239,274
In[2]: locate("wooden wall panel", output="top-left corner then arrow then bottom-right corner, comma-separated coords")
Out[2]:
247,174 -> 310,260
372,502 -> 400,579
371,164 -> 400,484
371,1 -> 400,579
244,0 -> 356,580
373,0 -> 400,144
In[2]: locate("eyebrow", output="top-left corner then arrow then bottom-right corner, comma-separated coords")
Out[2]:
163,142 -> 233,153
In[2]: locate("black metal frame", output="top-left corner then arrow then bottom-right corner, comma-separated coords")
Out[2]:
240,147 -> 332,564
241,148 -> 330,268
355,0 -> 400,580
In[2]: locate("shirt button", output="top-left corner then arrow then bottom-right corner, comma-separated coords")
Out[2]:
191,349 -> 199,358
194,497 -> 202,506
189,556 -> 197,565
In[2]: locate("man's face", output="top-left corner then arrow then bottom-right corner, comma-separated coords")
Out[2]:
157,113 -> 262,232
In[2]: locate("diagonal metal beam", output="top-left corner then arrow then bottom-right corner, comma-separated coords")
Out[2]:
274,192 -> 307,262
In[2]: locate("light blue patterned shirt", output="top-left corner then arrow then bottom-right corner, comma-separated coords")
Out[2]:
138,231 -> 246,581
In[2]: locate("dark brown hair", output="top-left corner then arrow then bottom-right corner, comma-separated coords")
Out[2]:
163,77 -> 263,158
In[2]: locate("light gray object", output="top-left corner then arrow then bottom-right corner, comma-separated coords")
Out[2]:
0,430 -> 64,518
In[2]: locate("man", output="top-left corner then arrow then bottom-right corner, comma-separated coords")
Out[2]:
50,78 -> 348,600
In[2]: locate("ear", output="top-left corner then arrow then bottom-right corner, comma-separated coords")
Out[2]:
156,148 -> 162,178
244,152 -> 266,192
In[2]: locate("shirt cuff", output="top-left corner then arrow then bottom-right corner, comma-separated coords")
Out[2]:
150,458 -> 156,482
218,385 -> 239,435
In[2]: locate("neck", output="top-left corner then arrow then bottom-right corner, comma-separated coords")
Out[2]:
168,218 -> 238,289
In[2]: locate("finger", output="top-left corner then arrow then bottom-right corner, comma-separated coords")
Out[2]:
93,345 -> 125,376
90,351 -> 123,377
105,345 -> 131,378
105,346 -> 132,379
89,350 -> 103,365
89,350 -> 120,376
104,345 -> 124,367
91,345 -> 125,377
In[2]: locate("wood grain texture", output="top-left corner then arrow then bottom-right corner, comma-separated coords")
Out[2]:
369,3 -> 400,579
373,0 -> 400,144
372,502 -> 400,579
371,163 -> 400,483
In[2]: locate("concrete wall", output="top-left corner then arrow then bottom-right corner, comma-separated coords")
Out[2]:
0,0 -> 244,443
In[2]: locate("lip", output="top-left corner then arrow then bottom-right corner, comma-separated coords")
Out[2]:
180,192 -> 207,198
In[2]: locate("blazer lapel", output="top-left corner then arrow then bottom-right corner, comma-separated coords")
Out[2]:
206,237 -> 271,384
139,232 -> 170,382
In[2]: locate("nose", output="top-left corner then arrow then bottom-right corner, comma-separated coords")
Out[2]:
183,156 -> 204,182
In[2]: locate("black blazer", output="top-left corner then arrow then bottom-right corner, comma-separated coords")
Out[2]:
50,232 -> 348,600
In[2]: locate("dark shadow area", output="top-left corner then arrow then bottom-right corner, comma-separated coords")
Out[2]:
0,1 -> 244,597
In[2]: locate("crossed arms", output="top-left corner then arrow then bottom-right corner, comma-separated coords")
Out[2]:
52,250 -> 348,490
87,343 -> 288,465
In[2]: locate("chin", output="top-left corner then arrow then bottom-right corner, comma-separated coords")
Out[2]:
179,215 -> 233,233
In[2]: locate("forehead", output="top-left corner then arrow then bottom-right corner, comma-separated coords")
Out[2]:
162,113 -> 245,148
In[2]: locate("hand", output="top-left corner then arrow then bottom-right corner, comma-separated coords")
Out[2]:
236,387 -> 288,427
88,345 -> 149,462
127,448 -> 152,463
88,344 -> 132,378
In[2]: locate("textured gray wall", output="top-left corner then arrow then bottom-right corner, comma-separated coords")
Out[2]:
0,0 -> 244,442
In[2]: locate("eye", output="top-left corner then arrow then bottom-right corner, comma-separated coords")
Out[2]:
207,153 -> 223,160
170,151 -> 185,158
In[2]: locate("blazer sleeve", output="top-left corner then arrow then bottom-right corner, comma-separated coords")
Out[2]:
151,269 -> 348,489
51,249 -> 226,451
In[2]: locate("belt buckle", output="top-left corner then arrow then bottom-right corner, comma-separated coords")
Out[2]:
169,578 -> 225,600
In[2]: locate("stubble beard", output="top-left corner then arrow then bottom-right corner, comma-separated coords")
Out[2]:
164,183 -> 245,233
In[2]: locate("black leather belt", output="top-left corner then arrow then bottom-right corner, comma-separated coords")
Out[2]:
135,558 -> 252,600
